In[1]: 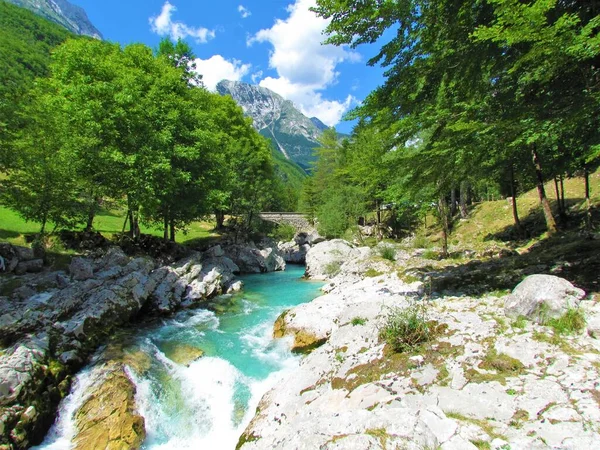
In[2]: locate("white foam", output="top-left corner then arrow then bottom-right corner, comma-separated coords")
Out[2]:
137,356 -> 246,449
32,367 -> 97,450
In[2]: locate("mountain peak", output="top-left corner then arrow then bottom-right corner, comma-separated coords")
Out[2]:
216,80 -> 322,170
6,0 -> 103,39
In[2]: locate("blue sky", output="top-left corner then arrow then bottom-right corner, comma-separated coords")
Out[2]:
71,0 -> 387,133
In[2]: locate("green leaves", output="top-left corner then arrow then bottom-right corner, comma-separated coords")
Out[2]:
2,32 -> 282,239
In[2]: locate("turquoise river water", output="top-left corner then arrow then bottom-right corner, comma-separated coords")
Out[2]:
35,265 -> 323,450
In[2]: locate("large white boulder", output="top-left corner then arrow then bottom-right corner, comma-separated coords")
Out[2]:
305,239 -> 361,280
504,274 -> 586,322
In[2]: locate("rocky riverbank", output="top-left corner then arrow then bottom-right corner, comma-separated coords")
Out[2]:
0,239 -> 286,450
238,239 -> 600,449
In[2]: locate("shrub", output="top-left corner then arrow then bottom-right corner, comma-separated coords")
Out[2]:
412,234 -> 432,249
422,249 -> 438,260
378,245 -> 396,261
379,303 -> 431,353
351,317 -> 367,326
269,223 -> 296,242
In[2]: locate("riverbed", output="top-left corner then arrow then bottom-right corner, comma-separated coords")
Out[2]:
35,265 -> 322,449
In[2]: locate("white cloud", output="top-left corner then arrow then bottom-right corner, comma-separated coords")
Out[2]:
260,76 -> 356,126
247,0 -> 360,126
192,55 -> 251,91
150,2 -> 215,43
238,5 -> 251,19
251,70 -> 263,84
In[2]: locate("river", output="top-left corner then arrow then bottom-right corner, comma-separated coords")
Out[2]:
35,265 -> 322,449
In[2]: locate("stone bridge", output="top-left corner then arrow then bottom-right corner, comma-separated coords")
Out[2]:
258,212 -> 314,232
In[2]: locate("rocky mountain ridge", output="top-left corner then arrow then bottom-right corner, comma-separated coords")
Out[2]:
217,80 -> 325,171
4,0 -> 102,39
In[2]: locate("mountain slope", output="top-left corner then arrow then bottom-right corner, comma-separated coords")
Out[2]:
4,0 -> 102,38
216,80 -> 323,171
0,1 -> 74,168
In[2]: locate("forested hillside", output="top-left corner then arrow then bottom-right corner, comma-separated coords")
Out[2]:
0,1 -> 72,168
306,0 -> 600,249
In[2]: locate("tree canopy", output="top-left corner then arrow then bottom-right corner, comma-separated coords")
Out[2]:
306,0 -> 600,244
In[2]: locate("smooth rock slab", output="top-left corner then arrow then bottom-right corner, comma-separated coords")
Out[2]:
72,364 -> 145,450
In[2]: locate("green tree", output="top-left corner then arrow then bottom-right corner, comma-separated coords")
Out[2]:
1,82 -> 82,233
0,1 -> 71,170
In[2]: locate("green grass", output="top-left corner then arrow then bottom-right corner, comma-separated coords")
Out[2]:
351,317 -> 367,326
378,245 -> 396,261
512,316 -> 528,329
379,303 -> 431,353
0,205 -> 220,246
451,169 -> 600,249
544,308 -> 586,335
364,268 -> 383,277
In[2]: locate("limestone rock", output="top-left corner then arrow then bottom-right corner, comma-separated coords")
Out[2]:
14,259 -> 44,275
305,239 -> 361,280
278,241 -> 309,264
94,247 -> 130,272
13,246 -> 34,262
504,274 -> 586,322
223,244 -> 285,273
0,244 -> 245,448
0,342 -> 46,407
240,261 -> 600,449
581,300 -> 600,338
260,247 -> 286,272
227,280 -> 244,293
306,230 -> 325,246
69,257 -> 94,281
72,364 -> 145,450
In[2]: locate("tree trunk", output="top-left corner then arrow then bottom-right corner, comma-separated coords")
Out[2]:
169,219 -> 175,242
85,209 -> 95,232
554,177 -> 562,214
215,210 -> 225,229
509,164 -> 523,236
584,166 -> 592,231
163,214 -> 169,241
560,175 -> 566,212
450,188 -> 457,217
459,181 -> 468,218
40,215 -> 47,235
85,195 -> 99,232
438,195 -> 449,258
133,213 -> 140,239
531,145 -> 558,235
122,212 -> 129,234
467,185 -> 472,205
128,210 -> 135,238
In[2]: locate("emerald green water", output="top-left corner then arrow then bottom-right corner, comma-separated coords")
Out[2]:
37,265 -> 322,450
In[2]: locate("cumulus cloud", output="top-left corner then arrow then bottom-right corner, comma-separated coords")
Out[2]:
192,55 -> 251,91
247,0 -> 360,126
251,70 -> 264,84
238,5 -> 251,19
150,2 -> 215,43
260,76 -> 357,126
